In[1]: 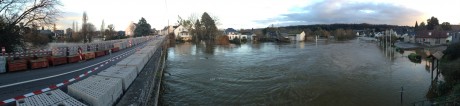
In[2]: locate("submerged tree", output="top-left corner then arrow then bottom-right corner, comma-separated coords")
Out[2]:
193,19 -> 202,42
200,12 -> 218,41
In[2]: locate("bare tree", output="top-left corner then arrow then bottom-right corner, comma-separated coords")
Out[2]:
0,0 -> 61,27
211,15 -> 221,27
105,24 -> 116,40
86,23 -> 96,42
0,0 -> 61,52
81,12 -> 88,43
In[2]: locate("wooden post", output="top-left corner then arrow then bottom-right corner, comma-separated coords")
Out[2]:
436,59 -> 439,72
400,86 -> 404,104
431,58 -> 435,72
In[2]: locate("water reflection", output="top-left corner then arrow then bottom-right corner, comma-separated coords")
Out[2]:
162,40 -> 437,105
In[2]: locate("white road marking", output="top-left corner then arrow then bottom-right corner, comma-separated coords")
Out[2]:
0,49 -> 133,89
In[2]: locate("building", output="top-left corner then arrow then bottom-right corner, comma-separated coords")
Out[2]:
65,28 -> 73,37
240,32 -> 254,41
403,32 -> 416,43
224,28 -> 237,35
451,32 -> 460,44
173,25 -> 191,41
125,22 -> 137,36
118,31 -> 126,36
39,30 -> 54,36
54,30 -> 65,37
415,30 -> 448,46
159,26 -> 175,36
225,28 -> 239,40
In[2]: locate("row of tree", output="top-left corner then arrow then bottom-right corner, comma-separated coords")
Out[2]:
281,23 -> 408,32
415,16 -> 452,31
262,27 -> 356,41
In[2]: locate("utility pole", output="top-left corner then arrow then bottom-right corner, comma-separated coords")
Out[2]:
165,0 -> 169,36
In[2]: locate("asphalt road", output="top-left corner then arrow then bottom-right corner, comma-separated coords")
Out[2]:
0,38 -> 156,101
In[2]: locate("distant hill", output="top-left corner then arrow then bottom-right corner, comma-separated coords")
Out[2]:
247,23 -> 413,35
287,23 -> 408,31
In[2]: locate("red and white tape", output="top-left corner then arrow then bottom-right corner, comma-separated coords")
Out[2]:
0,38 -> 154,105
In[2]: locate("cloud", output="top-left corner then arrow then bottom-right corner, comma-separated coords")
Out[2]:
55,12 -> 81,29
256,0 -> 423,26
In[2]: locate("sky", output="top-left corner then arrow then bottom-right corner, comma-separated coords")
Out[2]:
56,0 -> 460,31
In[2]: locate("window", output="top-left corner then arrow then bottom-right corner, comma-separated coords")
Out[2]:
435,38 -> 440,44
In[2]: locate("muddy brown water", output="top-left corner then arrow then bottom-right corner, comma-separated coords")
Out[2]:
161,39 -> 435,105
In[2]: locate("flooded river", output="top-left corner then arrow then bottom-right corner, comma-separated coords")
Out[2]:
161,39 -> 435,105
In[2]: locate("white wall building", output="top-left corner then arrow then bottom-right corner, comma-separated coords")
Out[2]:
125,22 -> 136,36
173,25 -> 191,41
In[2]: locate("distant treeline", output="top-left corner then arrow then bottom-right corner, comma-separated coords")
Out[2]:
280,23 -> 411,32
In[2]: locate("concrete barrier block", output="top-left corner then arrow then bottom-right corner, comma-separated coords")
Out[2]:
68,80 -> 111,106
0,56 -> 6,73
16,89 -> 86,106
97,66 -> 137,90
68,75 -> 123,106
125,57 -> 146,73
51,97 -> 87,106
136,50 -> 152,59
90,75 -> 123,102
116,58 -> 132,67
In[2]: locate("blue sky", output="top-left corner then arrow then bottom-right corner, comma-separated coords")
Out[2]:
56,0 -> 460,31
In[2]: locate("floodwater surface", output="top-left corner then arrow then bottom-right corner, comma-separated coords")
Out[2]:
161,39 -> 435,105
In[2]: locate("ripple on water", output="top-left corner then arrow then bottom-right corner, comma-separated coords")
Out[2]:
163,41 -> 435,105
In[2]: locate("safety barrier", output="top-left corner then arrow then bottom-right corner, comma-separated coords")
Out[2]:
68,75 -> 123,106
97,66 -> 137,90
16,89 -> 86,106
0,36 -> 164,105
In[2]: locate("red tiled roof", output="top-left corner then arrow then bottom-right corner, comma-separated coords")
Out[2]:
416,30 -> 448,38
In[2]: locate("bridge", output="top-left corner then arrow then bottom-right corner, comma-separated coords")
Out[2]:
0,36 -> 168,106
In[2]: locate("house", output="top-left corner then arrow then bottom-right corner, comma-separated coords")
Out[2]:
125,23 -> 137,36
225,28 -> 239,40
403,32 -> 416,43
284,31 -> 305,41
65,28 -> 73,37
54,30 -> 65,37
240,32 -> 254,40
295,31 -> 305,41
224,28 -> 237,35
415,30 -> 448,46
173,25 -> 191,41
118,31 -> 126,36
159,26 -> 175,36
451,32 -> 460,44
39,30 -> 54,36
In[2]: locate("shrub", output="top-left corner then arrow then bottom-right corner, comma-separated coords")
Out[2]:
444,43 -> 460,61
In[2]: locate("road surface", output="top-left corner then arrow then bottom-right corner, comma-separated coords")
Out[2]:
0,38 -> 156,101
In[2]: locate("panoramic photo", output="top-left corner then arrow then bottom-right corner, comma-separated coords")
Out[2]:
0,0 -> 460,105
